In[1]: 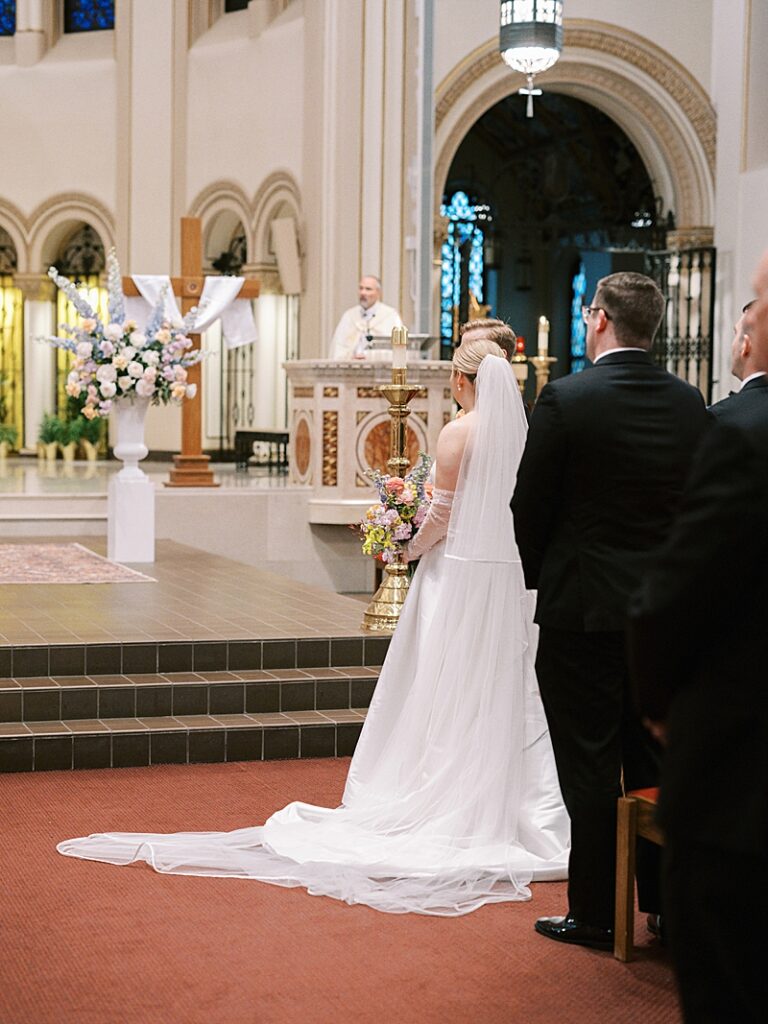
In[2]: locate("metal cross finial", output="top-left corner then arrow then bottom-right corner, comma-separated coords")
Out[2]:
519,73 -> 543,118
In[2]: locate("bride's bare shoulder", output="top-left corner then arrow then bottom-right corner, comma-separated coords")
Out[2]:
435,413 -> 474,490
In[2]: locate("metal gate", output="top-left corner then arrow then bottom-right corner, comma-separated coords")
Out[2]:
644,246 -> 716,403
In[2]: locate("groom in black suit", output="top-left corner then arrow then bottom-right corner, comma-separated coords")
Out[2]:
511,272 -> 709,949
709,299 -> 767,421
628,253 -> 768,1022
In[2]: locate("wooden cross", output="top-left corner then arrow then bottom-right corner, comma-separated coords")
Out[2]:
122,217 -> 260,487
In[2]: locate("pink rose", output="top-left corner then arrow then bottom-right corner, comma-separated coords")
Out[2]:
385,477 -> 405,494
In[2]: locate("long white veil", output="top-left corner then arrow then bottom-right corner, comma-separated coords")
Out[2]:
58,355 -> 569,915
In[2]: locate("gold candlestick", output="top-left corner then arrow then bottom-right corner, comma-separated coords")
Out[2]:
362,327 -> 420,633
530,355 -> 557,398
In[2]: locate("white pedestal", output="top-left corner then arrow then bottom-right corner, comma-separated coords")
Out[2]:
108,474 -> 156,563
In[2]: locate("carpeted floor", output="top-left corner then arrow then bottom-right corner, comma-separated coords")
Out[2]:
1,759 -> 681,1024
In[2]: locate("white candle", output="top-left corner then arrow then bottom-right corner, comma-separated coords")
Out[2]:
391,326 -> 407,369
537,316 -> 549,357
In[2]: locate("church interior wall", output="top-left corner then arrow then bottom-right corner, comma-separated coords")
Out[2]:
0,36 -> 116,218
433,0 -> 713,101
185,8 -> 304,222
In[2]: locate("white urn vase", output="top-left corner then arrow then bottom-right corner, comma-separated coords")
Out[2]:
113,395 -> 150,480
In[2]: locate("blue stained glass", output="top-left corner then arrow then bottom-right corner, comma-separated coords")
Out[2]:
64,1 -> 115,33
570,261 -> 587,374
0,1 -> 15,36
439,191 -> 488,353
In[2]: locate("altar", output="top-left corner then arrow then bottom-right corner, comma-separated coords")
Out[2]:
284,360 -> 454,525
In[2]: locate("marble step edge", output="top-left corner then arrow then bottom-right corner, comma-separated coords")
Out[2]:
0,635 -> 390,678
0,711 -> 368,772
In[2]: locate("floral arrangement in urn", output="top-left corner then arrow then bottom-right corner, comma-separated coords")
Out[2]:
44,250 -> 203,420
357,454 -> 433,563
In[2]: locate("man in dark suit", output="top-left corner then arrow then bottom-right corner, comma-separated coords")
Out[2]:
628,256 -> 768,1021
511,272 -> 709,949
709,299 -> 767,421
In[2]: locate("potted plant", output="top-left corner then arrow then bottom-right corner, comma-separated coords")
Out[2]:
78,413 -> 103,461
58,417 -> 82,462
0,423 -> 17,458
38,413 -> 60,460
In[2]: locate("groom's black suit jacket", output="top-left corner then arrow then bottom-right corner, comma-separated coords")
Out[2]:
709,372 -> 768,424
628,399 -> 768,855
511,350 -> 710,632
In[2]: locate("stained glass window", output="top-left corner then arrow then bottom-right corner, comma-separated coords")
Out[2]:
439,191 -> 488,358
64,1 -> 115,33
570,260 -> 587,374
0,1 -> 15,36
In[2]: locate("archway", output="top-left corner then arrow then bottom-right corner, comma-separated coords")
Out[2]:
435,22 -> 715,231
441,92 -> 662,377
434,21 -> 716,396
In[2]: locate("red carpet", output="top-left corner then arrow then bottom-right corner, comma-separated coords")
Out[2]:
1,759 -> 681,1024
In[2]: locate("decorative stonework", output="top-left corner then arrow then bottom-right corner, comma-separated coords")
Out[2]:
667,227 -> 715,249
434,20 -> 715,228
363,421 -> 420,476
285,360 -> 453,524
12,273 -> 55,302
323,386 -> 339,398
322,411 -> 338,486
294,417 -> 311,478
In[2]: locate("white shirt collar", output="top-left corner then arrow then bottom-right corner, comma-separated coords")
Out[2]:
593,346 -> 648,364
739,371 -> 767,390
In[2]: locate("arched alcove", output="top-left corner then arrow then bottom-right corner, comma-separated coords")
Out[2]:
434,21 -> 715,233
28,194 -> 115,271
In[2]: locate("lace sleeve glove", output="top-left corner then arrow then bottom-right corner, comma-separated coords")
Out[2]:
405,488 -> 455,562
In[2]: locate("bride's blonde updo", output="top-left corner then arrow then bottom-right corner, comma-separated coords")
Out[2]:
452,339 -> 507,383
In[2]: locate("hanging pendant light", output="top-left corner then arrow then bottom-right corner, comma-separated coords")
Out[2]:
499,0 -> 564,118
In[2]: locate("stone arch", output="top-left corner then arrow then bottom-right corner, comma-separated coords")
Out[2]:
251,169 -> 303,266
188,180 -> 253,266
27,193 -> 115,271
0,199 -> 29,272
434,20 -> 715,234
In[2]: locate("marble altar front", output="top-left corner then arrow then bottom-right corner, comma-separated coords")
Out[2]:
284,360 -> 454,524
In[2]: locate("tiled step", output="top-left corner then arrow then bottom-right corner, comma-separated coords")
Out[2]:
0,632 -> 390,773
0,635 -> 389,679
0,709 -> 368,772
0,667 -> 380,722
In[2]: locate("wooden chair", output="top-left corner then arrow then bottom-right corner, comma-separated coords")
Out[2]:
614,787 -> 664,961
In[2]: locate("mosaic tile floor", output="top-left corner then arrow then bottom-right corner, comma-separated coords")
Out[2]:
0,536 -> 369,646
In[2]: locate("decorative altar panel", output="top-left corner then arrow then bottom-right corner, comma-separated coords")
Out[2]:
284,360 -> 454,524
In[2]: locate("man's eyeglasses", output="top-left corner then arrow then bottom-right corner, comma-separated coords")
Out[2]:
581,306 -> 612,324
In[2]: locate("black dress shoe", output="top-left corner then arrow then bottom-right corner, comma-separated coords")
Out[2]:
534,914 -> 613,951
646,914 -> 665,942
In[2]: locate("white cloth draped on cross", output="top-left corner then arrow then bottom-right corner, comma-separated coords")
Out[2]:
125,275 -> 258,350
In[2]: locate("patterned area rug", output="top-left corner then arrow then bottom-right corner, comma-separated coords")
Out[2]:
0,544 -> 156,584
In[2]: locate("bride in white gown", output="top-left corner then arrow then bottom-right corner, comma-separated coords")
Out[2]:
58,340 -> 569,916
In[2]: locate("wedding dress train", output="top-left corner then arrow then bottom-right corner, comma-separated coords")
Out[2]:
58,356 -> 569,916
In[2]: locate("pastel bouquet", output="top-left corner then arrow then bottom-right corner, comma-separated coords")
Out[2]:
358,453 -> 433,563
44,250 -> 203,420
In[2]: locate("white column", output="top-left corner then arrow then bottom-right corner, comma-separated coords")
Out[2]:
15,0 -> 49,67
115,0 -> 188,273
16,275 -> 55,453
